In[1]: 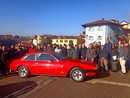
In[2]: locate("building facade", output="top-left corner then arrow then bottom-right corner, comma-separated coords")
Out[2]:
82,19 -> 123,46
52,38 -> 77,46
52,35 -> 85,46
120,21 -> 130,44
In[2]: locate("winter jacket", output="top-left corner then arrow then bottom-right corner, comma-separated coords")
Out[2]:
67,49 -> 72,58
81,47 -> 87,60
99,49 -> 109,59
119,47 -> 129,60
104,43 -> 112,55
28,48 -> 36,54
86,48 -> 95,59
61,47 -> 67,56
71,49 -> 78,59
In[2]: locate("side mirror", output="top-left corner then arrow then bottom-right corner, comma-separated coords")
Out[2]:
48,59 -> 54,62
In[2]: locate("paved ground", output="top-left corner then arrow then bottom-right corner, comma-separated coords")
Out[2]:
0,71 -> 130,98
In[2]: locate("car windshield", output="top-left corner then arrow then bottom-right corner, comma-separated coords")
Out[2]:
52,52 -> 66,60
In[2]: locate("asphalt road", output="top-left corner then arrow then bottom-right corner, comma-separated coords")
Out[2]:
0,71 -> 130,98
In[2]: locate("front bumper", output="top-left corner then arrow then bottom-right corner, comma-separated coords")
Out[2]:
85,70 -> 97,77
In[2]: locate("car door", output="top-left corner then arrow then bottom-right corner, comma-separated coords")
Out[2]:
46,54 -> 64,76
34,53 -> 51,74
37,53 -> 63,75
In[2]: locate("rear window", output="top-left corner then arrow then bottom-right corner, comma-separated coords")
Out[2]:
36,53 -> 56,61
23,54 -> 35,60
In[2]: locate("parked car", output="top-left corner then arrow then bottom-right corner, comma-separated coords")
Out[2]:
10,52 -> 97,82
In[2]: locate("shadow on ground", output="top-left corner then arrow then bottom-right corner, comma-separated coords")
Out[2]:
86,71 -> 110,81
0,81 -> 37,98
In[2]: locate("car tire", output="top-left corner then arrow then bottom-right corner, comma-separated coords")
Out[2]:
18,66 -> 30,78
69,67 -> 85,82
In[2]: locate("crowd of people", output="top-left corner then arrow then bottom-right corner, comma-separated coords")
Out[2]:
0,39 -> 130,77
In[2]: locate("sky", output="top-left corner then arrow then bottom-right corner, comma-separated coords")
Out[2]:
0,0 -> 130,36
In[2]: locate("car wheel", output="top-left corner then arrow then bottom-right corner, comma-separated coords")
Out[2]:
18,66 -> 30,78
69,67 -> 85,82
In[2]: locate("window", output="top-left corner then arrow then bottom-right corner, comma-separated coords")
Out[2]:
98,26 -> 102,31
56,40 -> 58,42
52,52 -> 65,60
89,27 -> 94,31
23,54 -> 35,60
60,40 -> 63,43
86,35 -> 88,39
89,36 -> 94,40
64,40 -> 68,43
69,40 -> 73,45
97,36 -> 102,40
36,53 -> 56,61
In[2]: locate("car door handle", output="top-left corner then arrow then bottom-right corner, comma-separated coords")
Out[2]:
35,62 -> 39,64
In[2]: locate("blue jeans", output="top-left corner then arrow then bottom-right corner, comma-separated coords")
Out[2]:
87,58 -> 92,61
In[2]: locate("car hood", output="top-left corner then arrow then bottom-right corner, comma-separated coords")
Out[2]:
62,59 -> 96,65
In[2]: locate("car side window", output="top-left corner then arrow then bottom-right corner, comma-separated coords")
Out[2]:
23,54 -> 35,60
36,54 -> 56,62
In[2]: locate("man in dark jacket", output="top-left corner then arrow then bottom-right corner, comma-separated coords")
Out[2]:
7,45 -> 16,60
111,44 -> 118,72
67,45 -> 72,59
99,45 -> 109,72
0,46 -> 8,76
104,39 -> 112,56
81,44 -> 87,60
71,46 -> 78,59
77,44 -> 82,59
61,44 -> 67,57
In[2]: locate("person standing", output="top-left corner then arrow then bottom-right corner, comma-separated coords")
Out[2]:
81,44 -> 87,60
119,43 -> 128,74
71,46 -> 78,59
93,43 -> 99,64
104,39 -> 112,56
127,44 -> 130,68
99,45 -> 109,72
54,45 -> 61,54
0,46 -> 8,76
0,45 -> 3,76
7,45 -> 16,61
67,45 -> 72,59
104,39 -> 112,70
28,44 -> 36,54
36,45 -> 43,52
15,45 -> 22,59
46,44 -> 54,52
85,44 -> 95,62
111,44 -> 118,72
61,44 -> 67,57
77,44 -> 82,59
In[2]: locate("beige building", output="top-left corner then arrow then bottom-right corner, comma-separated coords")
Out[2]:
120,21 -> 130,29
52,35 -> 85,46
120,21 -> 130,44
52,38 -> 78,46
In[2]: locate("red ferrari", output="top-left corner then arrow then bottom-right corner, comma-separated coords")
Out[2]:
10,52 -> 97,82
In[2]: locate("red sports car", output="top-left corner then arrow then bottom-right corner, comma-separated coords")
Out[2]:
10,52 -> 97,82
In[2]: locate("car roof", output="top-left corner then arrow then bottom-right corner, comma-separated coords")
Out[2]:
28,52 -> 53,55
